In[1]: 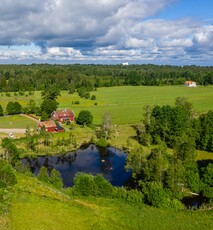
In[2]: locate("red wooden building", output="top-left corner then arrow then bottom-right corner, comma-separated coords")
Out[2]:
38,120 -> 57,132
51,109 -> 75,123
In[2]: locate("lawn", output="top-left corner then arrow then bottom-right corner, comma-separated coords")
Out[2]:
0,115 -> 37,129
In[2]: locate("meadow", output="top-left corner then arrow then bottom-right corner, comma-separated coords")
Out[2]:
1,85 -> 213,125
0,115 -> 37,129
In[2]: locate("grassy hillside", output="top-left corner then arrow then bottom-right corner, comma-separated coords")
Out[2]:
1,86 -> 213,125
4,173 -> 212,230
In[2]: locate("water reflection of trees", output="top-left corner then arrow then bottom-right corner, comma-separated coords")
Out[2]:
22,153 -> 77,174
97,147 -> 113,174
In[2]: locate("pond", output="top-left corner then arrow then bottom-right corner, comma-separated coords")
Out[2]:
22,144 -> 132,187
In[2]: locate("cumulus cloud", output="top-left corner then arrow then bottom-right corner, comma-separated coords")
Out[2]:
0,0 -> 212,64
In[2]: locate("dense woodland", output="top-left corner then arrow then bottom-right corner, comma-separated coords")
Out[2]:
0,64 -> 213,92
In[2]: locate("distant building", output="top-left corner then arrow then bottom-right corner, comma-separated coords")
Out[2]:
51,109 -> 75,123
122,62 -> 129,66
38,120 -> 64,133
185,81 -> 197,87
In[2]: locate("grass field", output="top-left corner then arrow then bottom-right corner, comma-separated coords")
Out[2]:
1,86 -> 213,125
6,173 -> 213,230
0,115 -> 37,129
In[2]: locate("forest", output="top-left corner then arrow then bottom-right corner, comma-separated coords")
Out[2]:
0,64 -> 213,92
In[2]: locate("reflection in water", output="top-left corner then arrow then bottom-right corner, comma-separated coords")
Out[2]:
21,145 -> 132,187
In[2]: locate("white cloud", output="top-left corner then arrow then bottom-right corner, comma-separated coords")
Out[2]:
0,0 -> 212,65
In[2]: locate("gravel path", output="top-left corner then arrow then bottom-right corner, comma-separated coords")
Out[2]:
0,128 -> 27,134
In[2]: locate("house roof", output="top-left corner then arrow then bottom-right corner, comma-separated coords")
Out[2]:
53,109 -> 74,118
38,120 -> 56,128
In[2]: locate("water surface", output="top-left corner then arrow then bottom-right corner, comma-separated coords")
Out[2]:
22,145 -> 132,187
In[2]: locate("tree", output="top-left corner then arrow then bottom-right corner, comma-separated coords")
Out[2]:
73,172 -> 97,196
25,99 -> 37,114
40,99 -> 58,119
76,110 -> 93,126
6,101 -> 22,115
96,112 -> 112,140
50,169 -> 63,189
1,138 -> 20,165
41,85 -> 61,100
37,166 -> 49,183
0,160 -> 17,188
0,104 -> 3,116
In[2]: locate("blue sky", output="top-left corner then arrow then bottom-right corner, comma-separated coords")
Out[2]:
0,0 -> 212,65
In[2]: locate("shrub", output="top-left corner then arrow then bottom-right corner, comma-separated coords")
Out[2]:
94,174 -> 113,197
0,160 -> 17,188
91,95 -> 96,100
126,189 -> 144,204
84,92 -> 90,99
73,172 -> 97,196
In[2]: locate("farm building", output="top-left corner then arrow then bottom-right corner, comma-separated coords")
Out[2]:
185,81 -> 197,87
38,120 -> 64,133
51,109 -> 75,123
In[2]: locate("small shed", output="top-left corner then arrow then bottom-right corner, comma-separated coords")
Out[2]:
51,109 -> 75,123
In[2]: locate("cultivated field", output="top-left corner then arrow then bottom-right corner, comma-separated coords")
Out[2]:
1,86 -> 213,125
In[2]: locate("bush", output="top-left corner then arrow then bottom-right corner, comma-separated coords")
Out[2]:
73,173 -> 97,196
0,160 -> 17,188
126,189 -> 144,204
84,92 -> 90,99
94,174 -> 113,197
91,95 -> 96,100
72,101 -> 80,105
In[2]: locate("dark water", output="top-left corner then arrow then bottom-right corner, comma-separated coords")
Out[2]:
182,195 -> 207,209
22,145 -> 132,187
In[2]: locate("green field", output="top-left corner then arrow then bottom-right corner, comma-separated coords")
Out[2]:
0,115 -> 37,129
3,174 -> 211,230
1,86 -> 213,125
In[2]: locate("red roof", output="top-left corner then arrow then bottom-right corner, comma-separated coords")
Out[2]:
38,120 -> 56,128
53,109 -> 74,118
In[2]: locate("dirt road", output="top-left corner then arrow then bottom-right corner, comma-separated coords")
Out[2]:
0,128 -> 27,134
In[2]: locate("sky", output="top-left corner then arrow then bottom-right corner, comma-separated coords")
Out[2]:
0,0 -> 212,65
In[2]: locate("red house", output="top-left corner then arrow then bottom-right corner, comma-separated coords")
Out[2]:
51,109 -> 75,123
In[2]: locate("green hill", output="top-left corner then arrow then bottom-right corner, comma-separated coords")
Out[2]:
1,173 -> 211,230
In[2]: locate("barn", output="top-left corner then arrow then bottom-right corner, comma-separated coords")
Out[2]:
38,120 -> 58,133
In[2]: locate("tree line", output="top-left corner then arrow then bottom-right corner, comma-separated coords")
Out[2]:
0,64 -> 212,92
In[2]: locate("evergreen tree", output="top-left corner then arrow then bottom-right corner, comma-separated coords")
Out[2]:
0,104 -> 3,116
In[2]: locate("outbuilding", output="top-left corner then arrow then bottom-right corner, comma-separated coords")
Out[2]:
38,120 -> 57,132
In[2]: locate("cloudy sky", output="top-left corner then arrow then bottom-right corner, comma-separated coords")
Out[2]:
0,0 -> 212,65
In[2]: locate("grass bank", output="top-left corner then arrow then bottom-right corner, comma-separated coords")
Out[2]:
7,173 -> 213,230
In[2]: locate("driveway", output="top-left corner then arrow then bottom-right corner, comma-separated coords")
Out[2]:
0,128 -> 27,134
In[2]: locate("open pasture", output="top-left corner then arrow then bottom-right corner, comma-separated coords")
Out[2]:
59,85 -> 213,124
1,86 -> 213,125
